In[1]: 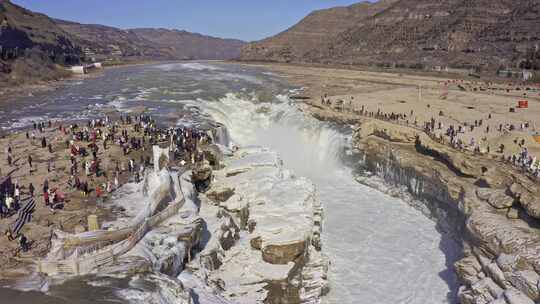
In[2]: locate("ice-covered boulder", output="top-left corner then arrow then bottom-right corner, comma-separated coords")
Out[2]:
191,146 -> 328,303
116,273 -> 192,304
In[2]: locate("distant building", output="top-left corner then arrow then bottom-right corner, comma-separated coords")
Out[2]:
445,67 -> 473,76
498,69 -> 534,81
69,66 -> 86,74
108,44 -> 123,57
522,70 -> 533,81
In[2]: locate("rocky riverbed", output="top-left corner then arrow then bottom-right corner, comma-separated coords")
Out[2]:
188,145 -> 328,303
244,62 -> 540,304
303,103 -> 540,304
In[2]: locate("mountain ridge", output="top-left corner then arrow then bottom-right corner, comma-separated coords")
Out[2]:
0,0 -> 246,86
240,0 -> 398,62
240,0 -> 540,71
55,19 -> 246,61
0,0 -> 82,85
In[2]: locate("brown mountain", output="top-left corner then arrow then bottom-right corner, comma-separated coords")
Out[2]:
54,20 -> 163,59
240,0 -> 540,70
56,20 -> 246,61
129,28 -> 245,60
241,0 -> 398,62
0,0 -> 82,85
0,0 -> 246,85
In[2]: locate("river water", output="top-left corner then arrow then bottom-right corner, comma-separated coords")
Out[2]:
1,62 -> 460,303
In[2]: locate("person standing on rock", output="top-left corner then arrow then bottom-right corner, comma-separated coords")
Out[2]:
81,181 -> 88,197
43,179 -> 49,194
114,161 -> 120,175
43,190 -> 49,206
41,137 -> 47,148
27,155 -> 33,170
14,185 -> 20,204
28,183 -> 34,197
114,173 -> 119,190
19,234 -> 29,252
95,184 -> 102,198
0,200 -> 7,218
85,161 -> 90,176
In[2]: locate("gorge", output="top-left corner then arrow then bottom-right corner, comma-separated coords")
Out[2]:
0,62 -> 467,303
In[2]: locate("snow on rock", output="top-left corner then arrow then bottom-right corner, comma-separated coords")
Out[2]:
121,170 -> 203,276
105,169 -> 175,230
96,170 -> 204,304
187,146 -> 328,303
116,273 -> 192,304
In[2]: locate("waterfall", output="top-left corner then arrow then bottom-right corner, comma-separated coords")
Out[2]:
199,91 -> 459,304
201,92 -> 345,177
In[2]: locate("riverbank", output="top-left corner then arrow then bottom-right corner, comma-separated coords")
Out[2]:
0,59 -> 160,105
255,63 -> 540,303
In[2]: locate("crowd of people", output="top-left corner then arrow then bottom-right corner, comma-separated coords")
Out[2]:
321,95 -> 540,180
1,113 -> 215,254
0,177 -> 21,218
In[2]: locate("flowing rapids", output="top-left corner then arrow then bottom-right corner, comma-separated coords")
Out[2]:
1,62 -> 460,303
201,93 -> 461,304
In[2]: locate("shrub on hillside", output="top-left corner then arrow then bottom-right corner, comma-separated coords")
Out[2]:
1,53 -> 70,87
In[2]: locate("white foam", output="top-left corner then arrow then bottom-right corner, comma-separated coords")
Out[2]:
200,91 -> 460,304
219,73 -> 263,85
154,62 -> 222,72
4,115 -> 49,130
170,89 -> 203,96
108,96 -> 127,110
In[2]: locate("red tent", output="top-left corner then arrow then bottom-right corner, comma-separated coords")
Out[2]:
518,100 -> 529,108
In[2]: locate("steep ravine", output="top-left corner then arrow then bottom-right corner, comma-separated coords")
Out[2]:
307,106 -> 540,304
198,93 -> 461,303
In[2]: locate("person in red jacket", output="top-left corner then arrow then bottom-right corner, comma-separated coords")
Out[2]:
43,191 -> 49,206
95,185 -> 102,198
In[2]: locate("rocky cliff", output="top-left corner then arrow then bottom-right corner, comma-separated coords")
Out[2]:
56,20 -> 246,61
0,0 -> 246,86
240,0 -> 397,63
240,0 -> 540,70
0,0 -> 82,85
306,103 -> 540,304
130,28 -> 245,60
54,20 -> 164,59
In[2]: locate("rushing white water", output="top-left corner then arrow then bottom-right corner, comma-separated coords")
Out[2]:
201,93 -> 460,303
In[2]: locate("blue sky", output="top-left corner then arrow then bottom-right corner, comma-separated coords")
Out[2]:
12,0 -> 364,42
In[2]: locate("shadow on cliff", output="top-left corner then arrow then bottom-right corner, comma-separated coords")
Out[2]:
437,227 -> 463,303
